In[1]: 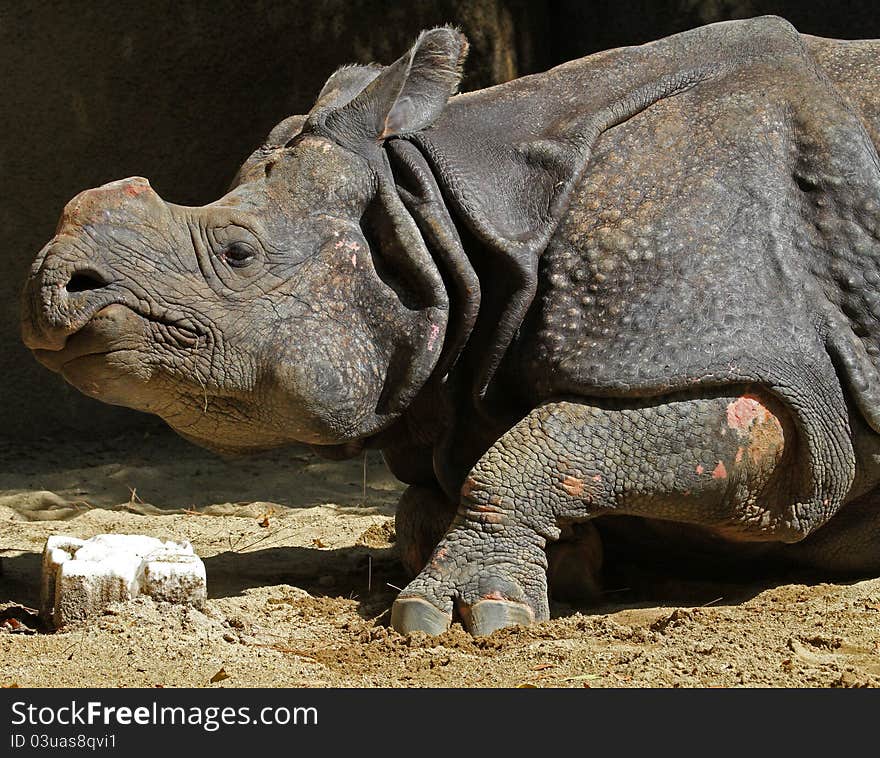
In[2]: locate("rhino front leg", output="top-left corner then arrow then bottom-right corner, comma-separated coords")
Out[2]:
394,485 -> 457,577
393,483 -> 604,595
391,390 -> 793,636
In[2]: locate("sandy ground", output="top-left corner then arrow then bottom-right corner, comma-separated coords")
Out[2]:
1,431 -> 879,688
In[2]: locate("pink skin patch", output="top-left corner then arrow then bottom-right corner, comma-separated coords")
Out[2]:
712,461 -> 728,479
427,323 -> 441,352
560,476 -> 584,497
123,181 -> 150,197
726,396 -> 768,430
332,238 -> 362,267
334,238 -> 361,251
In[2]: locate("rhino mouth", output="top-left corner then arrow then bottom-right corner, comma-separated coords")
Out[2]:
31,302 -> 204,374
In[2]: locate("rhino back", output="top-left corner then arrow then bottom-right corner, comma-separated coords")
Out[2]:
413,19 -> 880,508
805,35 -> 880,150
516,33 -> 878,385
491,27 -> 880,515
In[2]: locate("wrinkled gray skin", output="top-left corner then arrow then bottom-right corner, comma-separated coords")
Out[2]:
22,17 -> 880,636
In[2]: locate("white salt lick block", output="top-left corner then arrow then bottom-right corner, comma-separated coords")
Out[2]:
40,534 -> 207,628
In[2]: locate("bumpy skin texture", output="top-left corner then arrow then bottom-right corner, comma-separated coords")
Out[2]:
20,18 -> 880,636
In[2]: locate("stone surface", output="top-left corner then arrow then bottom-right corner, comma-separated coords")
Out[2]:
40,534 -> 206,627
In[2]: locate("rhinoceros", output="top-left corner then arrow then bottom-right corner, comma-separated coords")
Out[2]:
21,16 -> 880,636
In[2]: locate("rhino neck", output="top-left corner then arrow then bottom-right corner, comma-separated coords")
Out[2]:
386,139 -> 480,383
380,138 -> 536,493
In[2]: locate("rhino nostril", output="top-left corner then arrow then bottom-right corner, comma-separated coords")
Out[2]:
65,270 -> 110,293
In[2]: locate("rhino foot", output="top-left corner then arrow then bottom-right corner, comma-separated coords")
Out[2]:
391,595 -> 536,638
390,512 -> 550,636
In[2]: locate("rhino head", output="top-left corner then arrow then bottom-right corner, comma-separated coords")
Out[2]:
21,29 -> 467,457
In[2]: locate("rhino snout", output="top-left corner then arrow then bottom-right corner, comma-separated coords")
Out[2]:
21,177 -> 160,352
21,243 -> 118,352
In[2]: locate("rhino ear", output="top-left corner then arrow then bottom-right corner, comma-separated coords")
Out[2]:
322,27 -> 468,144
311,64 -> 384,113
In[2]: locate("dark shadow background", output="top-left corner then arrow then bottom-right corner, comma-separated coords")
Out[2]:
3,0 -> 879,442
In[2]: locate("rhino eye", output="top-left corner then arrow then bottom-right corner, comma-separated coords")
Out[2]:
220,242 -> 256,268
